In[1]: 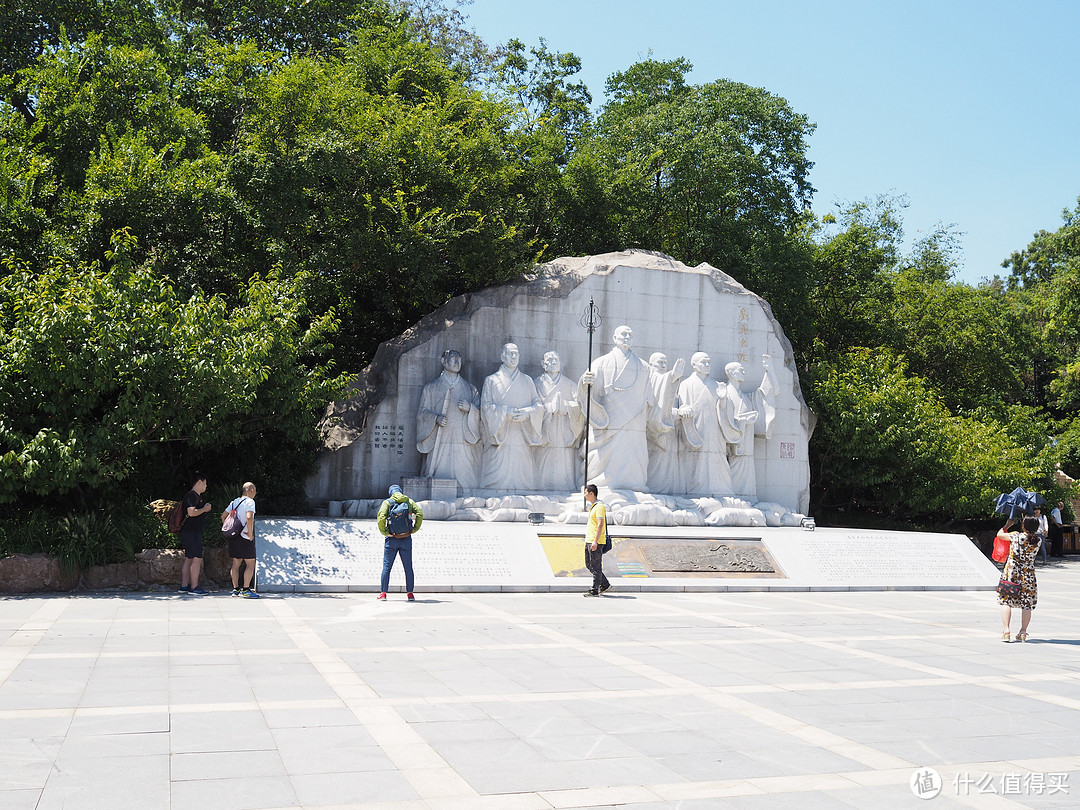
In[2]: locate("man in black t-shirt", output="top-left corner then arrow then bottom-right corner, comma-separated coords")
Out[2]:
178,475 -> 213,595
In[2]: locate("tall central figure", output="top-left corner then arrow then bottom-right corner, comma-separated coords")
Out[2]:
578,325 -> 660,491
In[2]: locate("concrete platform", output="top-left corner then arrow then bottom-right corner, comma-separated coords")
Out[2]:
256,519 -> 999,593
1,558 -> 1078,808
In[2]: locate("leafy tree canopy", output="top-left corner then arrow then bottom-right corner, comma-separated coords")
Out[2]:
0,229 -> 346,512
572,57 -> 818,349
807,348 -> 1051,522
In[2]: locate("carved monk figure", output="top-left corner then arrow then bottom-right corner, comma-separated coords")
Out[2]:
480,343 -> 544,491
647,352 -> 686,495
719,355 -> 777,498
577,325 -> 660,491
677,352 -> 734,498
533,351 -> 584,492
416,349 -> 481,492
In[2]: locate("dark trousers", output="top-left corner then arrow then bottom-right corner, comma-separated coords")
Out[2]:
585,545 -> 609,593
380,536 -> 414,592
1049,523 -> 1064,557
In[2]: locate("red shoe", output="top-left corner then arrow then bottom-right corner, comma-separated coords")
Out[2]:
376,592 -> 387,600
407,592 -> 415,601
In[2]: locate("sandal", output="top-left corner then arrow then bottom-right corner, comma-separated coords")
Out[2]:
1016,632 -> 1029,642
1001,631 -> 1012,642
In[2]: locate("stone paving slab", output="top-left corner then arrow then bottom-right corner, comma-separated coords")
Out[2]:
1,560 -> 1079,808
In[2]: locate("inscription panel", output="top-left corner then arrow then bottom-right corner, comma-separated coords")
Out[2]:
258,518 -> 548,589
796,533 -> 987,584
370,423 -> 406,456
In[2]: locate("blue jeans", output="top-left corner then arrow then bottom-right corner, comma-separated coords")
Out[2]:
380,536 -> 414,592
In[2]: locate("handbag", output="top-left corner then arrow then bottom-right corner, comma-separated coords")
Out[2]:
996,578 -> 1021,598
991,534 -> 1011,563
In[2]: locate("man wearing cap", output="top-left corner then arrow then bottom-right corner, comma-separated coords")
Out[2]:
376,484 -> 424,601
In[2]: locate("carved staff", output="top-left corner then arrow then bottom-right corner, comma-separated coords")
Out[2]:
580,297 -> 601,510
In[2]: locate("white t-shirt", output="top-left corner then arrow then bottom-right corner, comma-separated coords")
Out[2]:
230,496 -> 256,540
1036,514 -> 1048,536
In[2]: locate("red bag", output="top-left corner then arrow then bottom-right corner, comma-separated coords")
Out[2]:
992,533 -> 1011,563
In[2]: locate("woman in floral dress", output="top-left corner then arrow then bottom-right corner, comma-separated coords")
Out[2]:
999,516 -> 1041,642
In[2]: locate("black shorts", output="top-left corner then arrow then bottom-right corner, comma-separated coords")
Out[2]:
228,536 -> 256,560
180,532 -> 203,559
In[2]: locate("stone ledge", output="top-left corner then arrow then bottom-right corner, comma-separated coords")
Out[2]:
0,548 -> 233,593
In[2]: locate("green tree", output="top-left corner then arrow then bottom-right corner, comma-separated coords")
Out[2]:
20,36 -> 207,191
3,13 -> 541,368
169,0 -> 386,59
395,0 -> 493,84
891,271 -> 1037,414
222,29 -> 537,364
0,230 -> 346,512
584,58 -> 816,344
0,104 -> 54,262
807,347 -> 1043,522
1004,201 -> 1080,412
807,196 -> 903,365
1004,197 -> 1080,290
0,0 -> 166,120
489,37 -> 593,260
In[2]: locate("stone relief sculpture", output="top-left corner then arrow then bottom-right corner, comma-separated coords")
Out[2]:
577,325 -> 661,491
314,249 -> 812,527
677,352 -> 734,498
480,343 -> 544,491
646,352 -> 686,495
533,351 -> 584,492
719,355 -> 777,499
411,340 -> 784,517
416,349 -> 482,492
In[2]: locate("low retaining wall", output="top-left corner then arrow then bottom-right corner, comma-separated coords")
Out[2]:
0,548 -> 232,594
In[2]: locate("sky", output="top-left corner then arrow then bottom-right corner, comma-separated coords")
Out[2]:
460,0 -> 1080,285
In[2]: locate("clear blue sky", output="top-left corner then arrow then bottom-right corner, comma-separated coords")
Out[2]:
461,0 -> 1080,285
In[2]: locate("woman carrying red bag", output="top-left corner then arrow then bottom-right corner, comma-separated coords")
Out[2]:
991,519 -> 1014,562
998,516 -> 1041,642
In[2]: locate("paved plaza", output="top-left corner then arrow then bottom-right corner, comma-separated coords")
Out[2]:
2,562 -> 1080,809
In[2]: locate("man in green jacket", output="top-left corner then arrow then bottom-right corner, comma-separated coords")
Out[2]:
376,484 -> 424,601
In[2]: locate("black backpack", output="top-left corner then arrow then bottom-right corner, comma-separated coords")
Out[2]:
385,500 -> 414,536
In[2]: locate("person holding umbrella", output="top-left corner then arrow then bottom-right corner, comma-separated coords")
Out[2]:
997,516 -> 1042,642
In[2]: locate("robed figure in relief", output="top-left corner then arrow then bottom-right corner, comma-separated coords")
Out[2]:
646,352 -> 685,495
416,349 -> 481,492
534,351 -> 584,492
719,355 -> 777,499
577,325 -> 661,491
677,352 -> 734,498
480,343 -> 544,491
